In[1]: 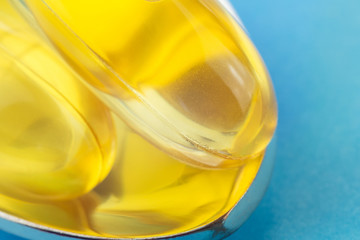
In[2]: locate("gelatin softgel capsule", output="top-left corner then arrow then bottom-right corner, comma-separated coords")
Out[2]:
0,1 -> 116,201
0,0 -> 277,239
23,0 -> 278,168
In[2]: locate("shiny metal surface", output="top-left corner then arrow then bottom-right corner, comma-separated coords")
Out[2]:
0,1 -> 276,239
0,138 -> 275,240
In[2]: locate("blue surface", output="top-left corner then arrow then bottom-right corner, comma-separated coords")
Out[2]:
227,0 -> 360,239
0,231 -> 23,240
2,0 -> 360,239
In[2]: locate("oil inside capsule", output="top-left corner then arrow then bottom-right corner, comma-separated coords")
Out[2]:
0,1 -> 116,201
0,115 -> 264,238
0,0 -> 275,238
24,0 -> 277,168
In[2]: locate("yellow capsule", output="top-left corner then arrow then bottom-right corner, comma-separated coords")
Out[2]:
0,1 -> 116,201
0,193 -> 93,235
24,0 -> 277,168
0,0 -> 278,238
88,126 -> 263,238
0,109 -> 263,238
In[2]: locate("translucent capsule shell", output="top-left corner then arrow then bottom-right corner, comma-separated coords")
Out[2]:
0,3 -> 116,201
0,1 -> 278,238
23,0 -> 278,168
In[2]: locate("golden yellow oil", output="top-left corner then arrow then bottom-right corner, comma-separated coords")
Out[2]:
0,0 -> 276,238
25,0 -> 277,168
0,1 -> 116,201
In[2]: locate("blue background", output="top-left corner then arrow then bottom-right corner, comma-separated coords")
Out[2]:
227,0 -> 360,239
2,0 -> 360,239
